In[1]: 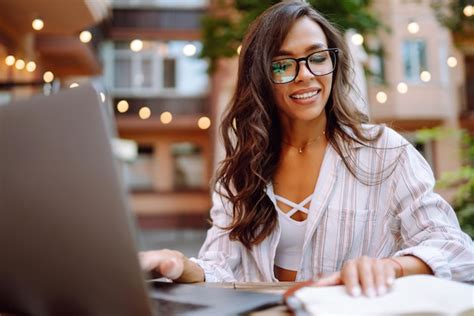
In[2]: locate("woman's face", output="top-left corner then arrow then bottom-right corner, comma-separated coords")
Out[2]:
271,17 -> 333,124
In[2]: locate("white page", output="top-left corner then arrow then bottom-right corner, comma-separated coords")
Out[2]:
293,275 -> 474,315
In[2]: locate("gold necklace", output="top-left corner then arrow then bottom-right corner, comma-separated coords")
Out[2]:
282,131 -> 326,154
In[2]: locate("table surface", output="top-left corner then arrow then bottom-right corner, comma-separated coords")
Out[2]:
196,282 -> 296,315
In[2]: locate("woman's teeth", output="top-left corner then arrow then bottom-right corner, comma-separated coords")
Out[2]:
291,91 -> 318,99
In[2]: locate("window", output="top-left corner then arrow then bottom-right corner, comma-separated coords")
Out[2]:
163,57 -> 176,88
369,42 -> 385,84
402,39 -> 428,82
126,144 -> 155,191
402,132 -> 434,170
107,40 -> 208,96
172,143 -> 204,190
112,0 -> 209,9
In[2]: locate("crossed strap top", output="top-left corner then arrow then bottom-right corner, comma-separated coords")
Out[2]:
273,193 -> 311,271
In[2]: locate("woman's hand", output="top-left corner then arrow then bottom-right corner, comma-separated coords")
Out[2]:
314,256 -> 400,297
139,249 -> 205,283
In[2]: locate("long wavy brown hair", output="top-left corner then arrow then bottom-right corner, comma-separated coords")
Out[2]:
215,1 -> 385,249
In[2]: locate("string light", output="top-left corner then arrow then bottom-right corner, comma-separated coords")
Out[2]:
32,18 -> 44,31
376,91 -> 388,104
160,111 -> 173,124
117,100 -> 129,113
43,71 -> 54,83
139,107 -> 151,120
198,116 -> 211,130
5,55 -> 15,66
464,5 -> 473,17
79,31 -> 92,43
420,71 -> 431,82
397,82 -> 408,94
407,21 -> 419,34
351,33 -> 364,46
26,61 -> 36,72
182,43 -> 197,57
130,39 -> 143,52
15,59 -> 25,70
447,57 -> 458,68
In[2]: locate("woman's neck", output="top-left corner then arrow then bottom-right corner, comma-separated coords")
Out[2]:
280,114 -> 327,148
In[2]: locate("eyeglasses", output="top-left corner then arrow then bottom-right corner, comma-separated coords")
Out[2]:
270,48 -> 339,84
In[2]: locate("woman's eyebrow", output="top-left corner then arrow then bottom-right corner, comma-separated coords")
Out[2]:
274,43 -> 328,57
305,43 -> 327,52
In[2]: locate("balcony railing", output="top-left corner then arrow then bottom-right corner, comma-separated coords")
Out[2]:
111,0 -> 208,9
113,96 -> 208,116
111,9 -> 205,31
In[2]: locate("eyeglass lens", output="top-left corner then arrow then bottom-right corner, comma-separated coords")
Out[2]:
271,49 -> 336,84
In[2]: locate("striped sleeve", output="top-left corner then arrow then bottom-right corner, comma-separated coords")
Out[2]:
390,143 -> 474,281
189,191 -> 242,282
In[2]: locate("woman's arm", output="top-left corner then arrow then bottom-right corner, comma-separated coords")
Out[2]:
139,191 -> 242,283
315,255 -> 432,297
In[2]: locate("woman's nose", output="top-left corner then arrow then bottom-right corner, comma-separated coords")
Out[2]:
294,60 -> 314,82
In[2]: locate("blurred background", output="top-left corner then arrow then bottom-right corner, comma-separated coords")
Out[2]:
0,0 -> 472,257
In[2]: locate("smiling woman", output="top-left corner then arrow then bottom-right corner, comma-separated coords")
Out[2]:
139,0 -> 474,298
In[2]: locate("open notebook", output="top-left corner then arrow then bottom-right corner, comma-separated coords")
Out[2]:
286,275 -> 474,315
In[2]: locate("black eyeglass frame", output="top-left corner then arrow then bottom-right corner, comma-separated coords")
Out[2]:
270,48 -> 339,84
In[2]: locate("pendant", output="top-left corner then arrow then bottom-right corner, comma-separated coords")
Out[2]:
298,148 -> 303,154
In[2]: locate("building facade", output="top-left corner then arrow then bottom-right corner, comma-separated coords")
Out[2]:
366,0 -> 472,185
0,0 -> 108,102
102,0 -> 213,228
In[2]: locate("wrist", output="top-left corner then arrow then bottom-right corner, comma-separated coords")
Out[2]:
386,257 -> 405,278
176,257 -> 205,283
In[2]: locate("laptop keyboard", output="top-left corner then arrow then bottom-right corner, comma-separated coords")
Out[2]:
152,297 -> 208,315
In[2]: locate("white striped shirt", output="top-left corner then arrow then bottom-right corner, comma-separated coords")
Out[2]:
190,126 -> 474,282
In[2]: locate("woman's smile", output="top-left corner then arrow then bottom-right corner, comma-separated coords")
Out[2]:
289,88 -> 321,105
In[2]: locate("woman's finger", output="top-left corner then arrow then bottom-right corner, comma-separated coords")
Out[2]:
314,272 -> 342,286
357,256 -> 376,297
340,260 -> 361,297
160,257 -> 184,280
372,260 -> 387,296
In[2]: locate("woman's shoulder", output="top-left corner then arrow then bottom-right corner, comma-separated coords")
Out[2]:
355,123 -> 410,148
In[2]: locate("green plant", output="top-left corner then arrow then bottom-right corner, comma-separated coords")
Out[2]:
431,0 -> 474,34
201,0 -> 383,72
416,128 -> 474,238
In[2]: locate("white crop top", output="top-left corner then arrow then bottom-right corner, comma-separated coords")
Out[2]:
273,193 -> 310,271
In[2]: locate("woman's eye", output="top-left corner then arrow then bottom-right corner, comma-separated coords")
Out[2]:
309,54 -> 327,63
272,61 -> 292,73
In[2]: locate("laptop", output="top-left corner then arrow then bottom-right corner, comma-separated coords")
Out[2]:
0,85 -> 282,316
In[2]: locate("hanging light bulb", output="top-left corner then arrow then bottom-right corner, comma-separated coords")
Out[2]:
139,106 -> 151,120
447,56 -> 458,68
5,55 -> 15,66
117,100 -> 129,113
198,116 -> 211,130
130,39 -> 143,52
32,18 -> 44,31
160,111 -> 173,124
463,5 -> 473,17
351,33 -> 364,46
182,43 -> 197,57
407,21 -> 420,34
43,71 -> 54,83
79,31 -> 92,43
376,91 -> 388,104
26,61 -> 37,72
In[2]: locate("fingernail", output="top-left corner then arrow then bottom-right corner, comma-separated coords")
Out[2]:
351,286 -> 361,297
387,277 -> 395,285
365,287 -> 376,298
377,285 -> 387,295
